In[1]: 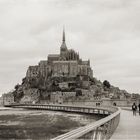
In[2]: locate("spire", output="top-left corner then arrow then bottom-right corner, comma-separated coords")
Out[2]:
60,26 -> 67,51
62,27 -> 65,42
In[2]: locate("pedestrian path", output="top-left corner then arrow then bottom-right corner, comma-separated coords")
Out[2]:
111,110 -> 140,140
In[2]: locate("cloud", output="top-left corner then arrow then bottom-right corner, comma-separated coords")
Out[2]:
0,0 -> 140,94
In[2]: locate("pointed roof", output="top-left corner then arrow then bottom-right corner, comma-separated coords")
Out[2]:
62,27 -> 65,42
61,27 -> 67,51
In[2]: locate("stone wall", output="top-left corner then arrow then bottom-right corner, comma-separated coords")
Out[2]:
50,92 -> 63,104
101,98 -> 132,107
53,61 -> 69,76
78,64 -> 88,76
0,97 -> 3,106
39,61 -> 48,77
50,91 -> 76,104
2,93 -> 14,106
26,66 -> 39,78
53,61 -> 78,77
58,82 -> 69,89
62,98 -> 137,107
63,100 -> 102,106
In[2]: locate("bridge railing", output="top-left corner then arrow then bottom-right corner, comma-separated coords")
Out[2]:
7,103 -> 117,114
52,107 -> 120,140
8,104 -> 121,140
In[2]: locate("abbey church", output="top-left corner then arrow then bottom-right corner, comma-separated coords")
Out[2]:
26,29 -> 93,79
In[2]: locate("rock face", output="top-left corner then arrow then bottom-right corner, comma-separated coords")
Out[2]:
20,88 -> 40,104
11,30 -> 131,104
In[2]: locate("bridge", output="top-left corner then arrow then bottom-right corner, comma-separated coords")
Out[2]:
111,109 -> 140,140
7,104 -> 140,139
7,104 -> 120,140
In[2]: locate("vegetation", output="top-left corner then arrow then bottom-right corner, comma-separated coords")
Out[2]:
103,80 -> 111,89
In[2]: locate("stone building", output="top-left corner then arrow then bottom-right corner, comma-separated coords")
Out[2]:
26,29 -> 93,80
2,93 -> 14,106
0,96 -> 3,106
50,91 -> 76,104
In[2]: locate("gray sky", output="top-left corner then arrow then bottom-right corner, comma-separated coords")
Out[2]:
0,0 -> 140,95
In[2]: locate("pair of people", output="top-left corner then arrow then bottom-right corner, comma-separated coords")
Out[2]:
132,103 -> 140,116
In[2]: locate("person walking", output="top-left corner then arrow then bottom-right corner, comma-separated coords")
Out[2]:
138,103 -> 140,116
132,103 -> 137,116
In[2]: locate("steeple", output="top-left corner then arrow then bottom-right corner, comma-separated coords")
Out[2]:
62,27 -> 65,42
60,27 -> 67,51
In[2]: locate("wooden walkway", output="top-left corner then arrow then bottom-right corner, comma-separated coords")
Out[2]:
111,110 -> 140,140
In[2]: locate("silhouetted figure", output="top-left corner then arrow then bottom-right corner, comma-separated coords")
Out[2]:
113,102 -> 116,106
132,103 -> 137,116
138,103 -> 140,116
96,103 -> 100,106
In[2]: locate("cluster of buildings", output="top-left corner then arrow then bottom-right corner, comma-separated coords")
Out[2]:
0,92 -> 14,106
26,29 -> 93,80
21,29 -> 94,104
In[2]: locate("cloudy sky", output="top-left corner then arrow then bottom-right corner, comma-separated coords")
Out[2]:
0,0 -> 140,95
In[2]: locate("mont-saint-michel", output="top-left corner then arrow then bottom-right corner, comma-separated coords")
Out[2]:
1,29 -> 138,107
0,30 -> 140,139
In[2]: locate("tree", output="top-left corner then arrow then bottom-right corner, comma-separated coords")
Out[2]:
22,77 -> 26,84
103,80 -> 110,89
14,84 -> 20,90
28,78 -> 39,88
76,89 -> 82,97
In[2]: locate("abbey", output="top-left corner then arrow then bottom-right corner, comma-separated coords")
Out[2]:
26,29 -> 93,79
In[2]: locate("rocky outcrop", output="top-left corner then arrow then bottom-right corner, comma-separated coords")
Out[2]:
11,75 -> 131,104
20,88 -> 40,104
4,29 -> 132,103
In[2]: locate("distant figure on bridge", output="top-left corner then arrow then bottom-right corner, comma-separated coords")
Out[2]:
132,103 -> 137,116
96,103 -> 100,106
138,103 -> 140,116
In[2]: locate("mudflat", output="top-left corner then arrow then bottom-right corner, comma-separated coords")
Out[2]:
0,107 -> 101,139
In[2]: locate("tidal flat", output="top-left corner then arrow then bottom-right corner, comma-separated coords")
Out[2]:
0,107 -> 103,139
